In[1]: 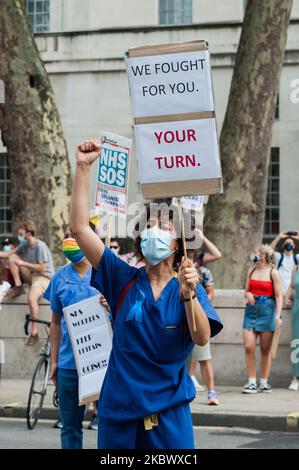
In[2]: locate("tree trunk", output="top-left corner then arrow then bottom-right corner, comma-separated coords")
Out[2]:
0,0 -> 72,266
204,0 -> 293,288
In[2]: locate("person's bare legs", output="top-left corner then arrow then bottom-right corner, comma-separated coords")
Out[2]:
199,360 -> 215,391
28,285 -> 43,337
9,253 -> 31,291
260,331 -> 274,380
9,253 -> 24,287
243,329 -> 258,379
189,359 -> 198,376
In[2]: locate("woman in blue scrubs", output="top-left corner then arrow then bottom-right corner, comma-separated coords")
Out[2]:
46,231 -> 99,449
70,140 -> 223,449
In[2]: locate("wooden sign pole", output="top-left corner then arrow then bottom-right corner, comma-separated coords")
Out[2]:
178,200 -> 197,332
105,214 -> 113,248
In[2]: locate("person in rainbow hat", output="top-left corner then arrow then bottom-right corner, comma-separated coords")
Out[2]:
44,229 -> 100,449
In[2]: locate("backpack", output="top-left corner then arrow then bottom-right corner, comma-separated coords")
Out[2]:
277,253 -> 298,270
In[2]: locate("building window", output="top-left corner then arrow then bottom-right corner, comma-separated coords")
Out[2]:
264,148 -> 280,238
275,94 -> 279,120
0,154 -> 11,236
159,0 -> 192,25
25,0 -> 50,33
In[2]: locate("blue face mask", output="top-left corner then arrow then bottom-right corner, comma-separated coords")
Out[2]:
140,226 -> 174,266
18,235 -> 26,244
2,245 -> 10,252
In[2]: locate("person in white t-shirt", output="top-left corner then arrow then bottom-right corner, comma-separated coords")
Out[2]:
271,231 -> 299,294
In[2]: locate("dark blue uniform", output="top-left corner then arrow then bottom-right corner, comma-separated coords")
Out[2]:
91,248 -> 223,449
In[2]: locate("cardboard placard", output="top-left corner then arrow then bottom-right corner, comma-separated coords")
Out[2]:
126,40 -> 222,199
95,131 -> 132,216
134,117 -> 221,198
63,295 -> 113,405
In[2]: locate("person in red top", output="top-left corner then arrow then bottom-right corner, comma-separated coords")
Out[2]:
242,244 -> 282,394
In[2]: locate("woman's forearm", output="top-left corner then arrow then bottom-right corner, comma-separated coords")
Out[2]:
70,162 -> 91,236
50,322 -> 61,365
202,237 -> 222,259
185,297 -> 211,346
275,295 -> 283,317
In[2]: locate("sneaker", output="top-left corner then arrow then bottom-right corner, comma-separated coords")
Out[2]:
87,414 -> 98,430
208,390 -> 219,405
258,382 -> 272,393
25,334 -> 39,347
242,381 -> 258,394
288,379 -> 299,391
8,285 -> 25,299
54,420 -> 63,429
190,375 -> 204,392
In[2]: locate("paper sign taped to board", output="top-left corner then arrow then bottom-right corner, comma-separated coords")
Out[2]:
134,118 -> 221,190
63,295 -> 113,405
127,50 -> 214,118
172,196 -> 205,211
95,131 -> 132,216
126,40 -> 223,199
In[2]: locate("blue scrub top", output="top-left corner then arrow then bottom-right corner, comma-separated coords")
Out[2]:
91,247 -> 223,422
44,263 -> 99,370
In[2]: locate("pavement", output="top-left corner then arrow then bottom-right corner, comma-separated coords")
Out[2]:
1,418 -> 299,449
0,379 -> 299,433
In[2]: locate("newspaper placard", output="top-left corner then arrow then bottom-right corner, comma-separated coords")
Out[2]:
95,131 -> 132,216
63,294 -> 113,405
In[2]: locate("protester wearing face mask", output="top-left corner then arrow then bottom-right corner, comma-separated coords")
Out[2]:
0,238 -> 15,286
109,239 -> 120,256
0,221 -> 54,345
242,244 -> 283,394
270,231 -> 299,295
69,140 -> 223,450
45,231 -> 99,449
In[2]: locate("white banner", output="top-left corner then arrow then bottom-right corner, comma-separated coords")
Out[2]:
135,118 -> 221,185
95,131 -> 132,217
127,50 -> 214,118
63,295 -> 113,405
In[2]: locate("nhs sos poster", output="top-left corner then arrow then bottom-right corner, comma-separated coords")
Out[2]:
95,131 -> 132,216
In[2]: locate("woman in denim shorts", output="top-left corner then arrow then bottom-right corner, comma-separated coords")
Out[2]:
242,244 -> 282,394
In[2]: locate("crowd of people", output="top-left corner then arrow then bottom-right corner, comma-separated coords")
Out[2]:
0,142 -> 298,450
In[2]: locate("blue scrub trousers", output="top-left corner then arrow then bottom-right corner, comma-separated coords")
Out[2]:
98,402 -> 194,449
57,368 -> 86,449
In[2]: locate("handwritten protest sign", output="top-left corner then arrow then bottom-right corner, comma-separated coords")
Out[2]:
95,131 -> 132,216
63,295 -> 113,405
126,40 -> 222,199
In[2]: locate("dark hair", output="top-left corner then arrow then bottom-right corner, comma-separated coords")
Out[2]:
133,205 -> 193,269
2,237 -> 13,246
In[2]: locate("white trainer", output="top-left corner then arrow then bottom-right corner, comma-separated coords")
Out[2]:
191,375 -> 204,392
288,379 -> 299,391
